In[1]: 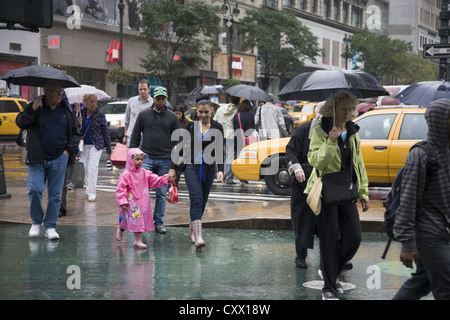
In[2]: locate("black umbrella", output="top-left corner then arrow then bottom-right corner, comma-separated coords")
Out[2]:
1,65 -> 80,88
226,84 -> 271,101
189,85 -> 227,96
394,80 -> 450,107
279,69 -> 389,101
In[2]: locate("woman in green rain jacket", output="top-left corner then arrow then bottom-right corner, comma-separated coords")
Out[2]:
304,90 -> 369,300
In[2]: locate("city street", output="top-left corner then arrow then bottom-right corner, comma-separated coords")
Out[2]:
0,139 -> 425,302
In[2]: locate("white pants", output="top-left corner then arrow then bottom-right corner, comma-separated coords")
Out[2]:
80,144 -> 103,198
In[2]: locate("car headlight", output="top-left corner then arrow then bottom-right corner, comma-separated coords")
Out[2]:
109,120 -> 122,127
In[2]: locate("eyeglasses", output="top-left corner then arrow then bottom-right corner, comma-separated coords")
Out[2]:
47,89 -> 64,95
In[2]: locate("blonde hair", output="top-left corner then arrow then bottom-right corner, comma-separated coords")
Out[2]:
320,90 -> 358,119
83,94 -> 98,102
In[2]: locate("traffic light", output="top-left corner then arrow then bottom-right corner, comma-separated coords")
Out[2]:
0,0 -> 53,31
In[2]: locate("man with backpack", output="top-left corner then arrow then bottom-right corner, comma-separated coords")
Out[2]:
392,98 -> 450,300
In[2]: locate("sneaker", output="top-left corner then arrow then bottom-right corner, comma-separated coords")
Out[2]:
336,282 -> 344,294
88,196 -> 96,202
29,224 -> 41,237
45,228 -> 60,240
155,225 -> 167,234
322,288 -> 339,300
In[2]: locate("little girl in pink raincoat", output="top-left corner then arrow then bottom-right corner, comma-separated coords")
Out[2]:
115,148 -> 174,248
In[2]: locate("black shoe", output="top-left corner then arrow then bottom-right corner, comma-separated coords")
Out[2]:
58,211 -> 66,217
155,225 -> 167,234
295,256 -> 307,268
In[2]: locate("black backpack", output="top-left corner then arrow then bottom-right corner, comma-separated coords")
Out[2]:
381,141 -> 438,259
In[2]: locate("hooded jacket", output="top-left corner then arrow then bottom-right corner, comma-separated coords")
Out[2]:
213,103 -> 238,140
115,148 -> 169,232
394,99 -> 450,251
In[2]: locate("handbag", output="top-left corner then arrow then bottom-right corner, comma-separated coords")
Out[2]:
167,180 -> 179,203
78,139 -> 84,152
238,113 -> 259,146
65,161 -> 85,188
306,176 -> 322,215
320,150 -> 358,207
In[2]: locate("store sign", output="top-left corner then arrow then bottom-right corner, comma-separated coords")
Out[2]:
48,36 -> 61,49
231,57 -> 243,75
107,40 -> 123,63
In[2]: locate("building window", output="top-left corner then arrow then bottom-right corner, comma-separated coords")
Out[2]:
298,0 -> 306,10
324,0 -> 330,19
342,2 -> 348,24
351,7 -> 362,28
333,0 -> 340,21
286,0 -> 294,6
323,38 -> 330,65
312,0 -> 318,14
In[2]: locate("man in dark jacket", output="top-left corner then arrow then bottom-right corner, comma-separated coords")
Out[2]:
130,86 -> 179,234
393,98 -> 450,300
16,80 -> 81,240
285,102 -> 323,268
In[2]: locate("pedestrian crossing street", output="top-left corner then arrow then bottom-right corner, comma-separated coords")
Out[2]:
96,176 -> 290,202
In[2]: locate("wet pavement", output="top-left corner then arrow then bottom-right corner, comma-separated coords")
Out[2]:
0,224 -> 420,302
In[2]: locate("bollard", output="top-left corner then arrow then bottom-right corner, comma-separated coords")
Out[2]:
0,151 -> 11,199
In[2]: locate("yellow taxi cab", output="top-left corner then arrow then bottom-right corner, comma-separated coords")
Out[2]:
0,96 -> 28,146
232,106 -> 427,195
289,102 -> 317,128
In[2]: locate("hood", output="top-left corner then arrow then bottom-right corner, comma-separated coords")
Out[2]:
126,148 -> 146,173
220,103 -> 238,115
426,99 -> 449,151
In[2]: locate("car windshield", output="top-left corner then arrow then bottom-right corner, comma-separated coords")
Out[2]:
101,103 -> 126,114
291,104 -> 314,113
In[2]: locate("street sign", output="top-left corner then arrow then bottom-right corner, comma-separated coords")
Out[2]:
423,44 -> 450,58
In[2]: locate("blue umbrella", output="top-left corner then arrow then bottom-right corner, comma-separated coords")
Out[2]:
395,80 -> 450,107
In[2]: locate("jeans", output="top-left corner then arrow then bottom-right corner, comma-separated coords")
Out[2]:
184,164 -> 216,221
27,153 -> 69,229
142,157 -> 171,227
393,237 -> 450,300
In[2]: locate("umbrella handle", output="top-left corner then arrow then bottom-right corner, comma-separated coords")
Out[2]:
332,93 -> 336,128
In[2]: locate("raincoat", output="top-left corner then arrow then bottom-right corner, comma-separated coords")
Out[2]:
116,148 -> 169,232
304,118 -> 369,201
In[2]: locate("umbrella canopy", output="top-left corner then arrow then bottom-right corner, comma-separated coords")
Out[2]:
226,84 -> 271,101
189,85 -> 227,96
279,69 -> 389,101
64,85 -> 111,104
394,80 -> 450,107
1,65 -> 80,88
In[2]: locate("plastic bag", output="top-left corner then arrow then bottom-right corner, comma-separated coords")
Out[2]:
167,181 -> 178,203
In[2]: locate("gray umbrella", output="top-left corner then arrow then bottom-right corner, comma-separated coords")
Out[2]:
226,84 -> 271,101
1,65 -> 80,88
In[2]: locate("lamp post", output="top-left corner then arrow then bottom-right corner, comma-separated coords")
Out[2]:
343,34 -> 352,70
222,0 -> 240,79
118,0 -> 124,70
